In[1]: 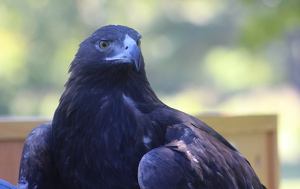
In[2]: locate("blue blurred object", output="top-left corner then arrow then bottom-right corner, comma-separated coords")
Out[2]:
0,179 -> 17,189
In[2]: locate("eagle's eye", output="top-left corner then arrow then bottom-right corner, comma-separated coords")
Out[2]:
99,40 -> 110,49
137,39 -> 141,47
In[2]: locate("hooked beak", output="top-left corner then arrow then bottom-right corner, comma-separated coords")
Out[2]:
106,35 -> 141,71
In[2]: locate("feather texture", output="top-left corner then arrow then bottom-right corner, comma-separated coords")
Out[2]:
18,25 -> 266,189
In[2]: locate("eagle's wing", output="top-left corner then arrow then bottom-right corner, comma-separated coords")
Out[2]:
138,109 -> 266,189
18,123 -> 64,189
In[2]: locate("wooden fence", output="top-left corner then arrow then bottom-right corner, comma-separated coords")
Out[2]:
0,115 -> 278,188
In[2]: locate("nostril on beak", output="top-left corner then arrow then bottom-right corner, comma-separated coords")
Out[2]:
125,46 -> 129,50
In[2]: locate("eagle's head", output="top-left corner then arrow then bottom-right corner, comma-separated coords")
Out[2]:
69,25 -> 144,77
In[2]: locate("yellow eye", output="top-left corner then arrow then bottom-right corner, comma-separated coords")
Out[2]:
137,39 -> 141,47
99,40 -> 109,49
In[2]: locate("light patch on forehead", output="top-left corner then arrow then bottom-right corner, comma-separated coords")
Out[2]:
123,34 -> 136,47
105,35 -> 137,61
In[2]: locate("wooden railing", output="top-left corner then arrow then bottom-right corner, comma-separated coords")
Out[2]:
200,115 -> 279,189
0,115 -> 278,188
0,117 -> 52,186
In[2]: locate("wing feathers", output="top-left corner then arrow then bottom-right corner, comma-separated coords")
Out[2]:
18,123 -> 64,189
138,122 -> 264,189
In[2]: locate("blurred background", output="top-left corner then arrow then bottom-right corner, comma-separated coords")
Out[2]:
0,0 -> 300,188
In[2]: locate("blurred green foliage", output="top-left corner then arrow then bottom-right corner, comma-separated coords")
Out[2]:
1,1 -> 300,187
240,0 -> 300,49
204,47 -> 273,92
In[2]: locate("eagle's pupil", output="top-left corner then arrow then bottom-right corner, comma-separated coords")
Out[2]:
100,41 -> 109,49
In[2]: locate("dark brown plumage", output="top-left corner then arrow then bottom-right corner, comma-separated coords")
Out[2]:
18,25 -> 266,189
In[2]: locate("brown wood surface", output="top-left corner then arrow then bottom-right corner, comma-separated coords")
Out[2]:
0,115 -> 278,188
0,141 -> 24,186
198,115 -> 278,189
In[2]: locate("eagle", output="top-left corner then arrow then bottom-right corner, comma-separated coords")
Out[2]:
18,25 -> 266,189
